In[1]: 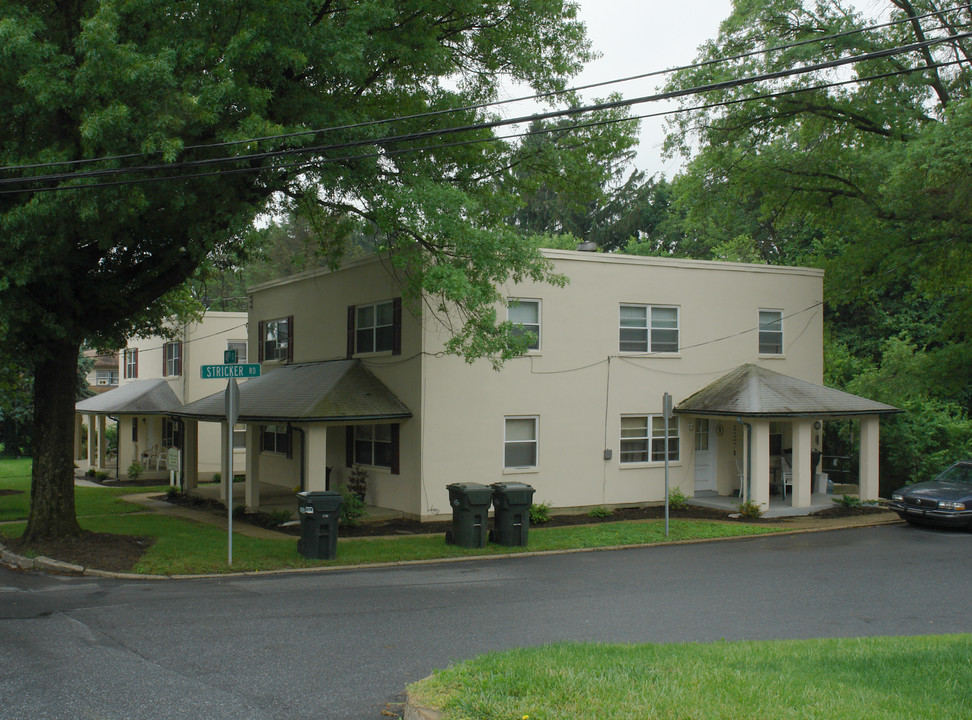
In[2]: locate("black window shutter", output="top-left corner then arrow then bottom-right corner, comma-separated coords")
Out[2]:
392,298 -> 402,356
176,341 -> 183,375
347,306 -> 356,358
345,425 -> 354,467
258,321 -> 265,362
390,423 -> 400,475
287,316 -> 294,363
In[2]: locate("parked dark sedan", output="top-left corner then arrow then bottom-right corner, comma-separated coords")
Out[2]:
889,461 -> 972,529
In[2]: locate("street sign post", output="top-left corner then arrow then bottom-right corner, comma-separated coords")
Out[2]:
662,392 -> 673,538
200,361 -> 258,566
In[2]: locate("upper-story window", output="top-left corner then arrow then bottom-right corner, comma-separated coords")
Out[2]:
619,304 -> 679,353
259,317 -> 292,362
227,340 -> 247,364
124,348 -> 138,379
758,309 -> 783,355
348,299 -> 401,356
96,369 -> 119,386
164,341 -> 183,376
508,298 -> 540,351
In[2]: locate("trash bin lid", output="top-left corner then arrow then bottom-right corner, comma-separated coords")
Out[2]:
296,490 -> 344,512
446,482 -> 493,505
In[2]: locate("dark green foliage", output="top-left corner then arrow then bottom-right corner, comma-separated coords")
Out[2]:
529,501 -> 551,524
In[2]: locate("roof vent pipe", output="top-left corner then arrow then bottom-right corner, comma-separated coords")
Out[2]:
575,240 -> 597,252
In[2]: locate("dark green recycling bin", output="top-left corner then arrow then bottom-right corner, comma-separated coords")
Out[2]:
490,482 -> 536,546
445,482 -> 493,548
297,490 -> 343,559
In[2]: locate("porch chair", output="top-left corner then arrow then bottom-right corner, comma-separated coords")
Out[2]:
156,448 -> 168,471
780,453 -> 794,501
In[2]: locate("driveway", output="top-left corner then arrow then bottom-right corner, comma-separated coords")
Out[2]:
1,524 -> 969,719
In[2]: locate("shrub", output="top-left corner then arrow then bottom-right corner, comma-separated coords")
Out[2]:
95,471 -> 109,481
339,490 -> 367,526
668,487 -> 689,510
85,468 -> 96,477
166,487 -> 181,500
588,505 -> 613,518
530,501 -> 551,524
347,465 -> 369,498
736,500 -> 764,519
126,461 -> 143,480
211,472 -> 220,483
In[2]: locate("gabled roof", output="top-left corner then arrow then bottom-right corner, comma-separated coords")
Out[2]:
177,359 -> 411,423
674,364 -> 900,418
75,379 -> 181,416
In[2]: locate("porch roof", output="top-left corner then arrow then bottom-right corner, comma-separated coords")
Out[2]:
75,379 -> 181,416
674,363 -> 900,418
176,359 -> 412,424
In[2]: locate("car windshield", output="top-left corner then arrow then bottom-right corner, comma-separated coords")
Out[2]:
935,462 -> 972,484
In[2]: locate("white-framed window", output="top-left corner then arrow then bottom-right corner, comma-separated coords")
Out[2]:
227,340 -> 247,364
352,424 -> 393,468
619,304 -> 679,353
95,369 -> 118,386
356,301 -> 395,354
758,309 -> 783,355
504,416 -> 538,469
233,423 -> 246,449
262,424 -> 290,455
508,298 -> 540,351
124,348 -> 138,378
620,415 -> 679,463
262,318 -> 290,361
164,341 -> 182,376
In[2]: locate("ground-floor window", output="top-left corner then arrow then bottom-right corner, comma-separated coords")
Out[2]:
504,416 -> 538,469
347,423 -> 400,473
233,424 -> 246,449
262,424 -> 291,455
620,415 -> 679,463
162,418 -> 180,448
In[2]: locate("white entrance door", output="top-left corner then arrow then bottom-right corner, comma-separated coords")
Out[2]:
694,419 -> 717,492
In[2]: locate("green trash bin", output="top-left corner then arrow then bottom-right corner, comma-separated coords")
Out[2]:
297,490 -> 344,559
445,482 -> 493,548
490,481 -> 536,546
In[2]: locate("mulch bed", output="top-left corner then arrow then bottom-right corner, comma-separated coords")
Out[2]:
3,532 -> 155,574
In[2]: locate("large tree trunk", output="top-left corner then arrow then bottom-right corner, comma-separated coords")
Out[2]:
23,340 -> 83,541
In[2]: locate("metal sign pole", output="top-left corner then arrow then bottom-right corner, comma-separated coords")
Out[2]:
225,378 -> 240,565
662,392 -> 673,538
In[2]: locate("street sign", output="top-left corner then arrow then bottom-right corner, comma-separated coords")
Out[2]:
201,363 -> 261,379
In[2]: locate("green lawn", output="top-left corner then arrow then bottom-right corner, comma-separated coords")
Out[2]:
1,458 -> 784,575
408,635 -> 972,720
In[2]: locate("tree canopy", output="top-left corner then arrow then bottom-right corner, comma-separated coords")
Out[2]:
0,0 -> 619,538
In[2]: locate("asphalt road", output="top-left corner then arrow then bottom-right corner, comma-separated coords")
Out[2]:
1,523 -> 970,719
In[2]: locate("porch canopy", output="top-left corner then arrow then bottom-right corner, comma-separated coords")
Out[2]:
674,364 -> 900,508
74,379 -> 181,469
176,359 -> 412,505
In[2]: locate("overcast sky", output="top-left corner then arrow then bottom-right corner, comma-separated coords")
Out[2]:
572,0 -> 735,178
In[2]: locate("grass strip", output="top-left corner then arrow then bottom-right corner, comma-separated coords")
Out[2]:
408,635 -> 972,720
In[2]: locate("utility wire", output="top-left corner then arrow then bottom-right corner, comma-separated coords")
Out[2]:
4,2 -> 969,174
2,30 -> 969,192
2,56 -> 962,196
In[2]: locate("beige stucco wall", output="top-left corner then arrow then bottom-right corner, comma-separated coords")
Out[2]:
417,250 -> 824,519
247,250 -> 823,520
248,261 -> 423,512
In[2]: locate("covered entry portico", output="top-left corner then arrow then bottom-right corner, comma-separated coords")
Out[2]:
176,360 -> 411,511
676,365 -> 900,512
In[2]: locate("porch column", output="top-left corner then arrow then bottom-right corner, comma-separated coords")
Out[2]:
245,424 -> 261,508
304,424 -> 328,492
183,420 -> 199,491
74,415 -> 83,461
87,413 -> 98,466
96,415 -> 107,469
859,415 -> 880,501
791,419 -> 813,508
750,419 -> 771,511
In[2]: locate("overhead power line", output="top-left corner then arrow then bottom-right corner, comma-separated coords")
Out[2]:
4,2 -> 969,176
2,30 -> 969,195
